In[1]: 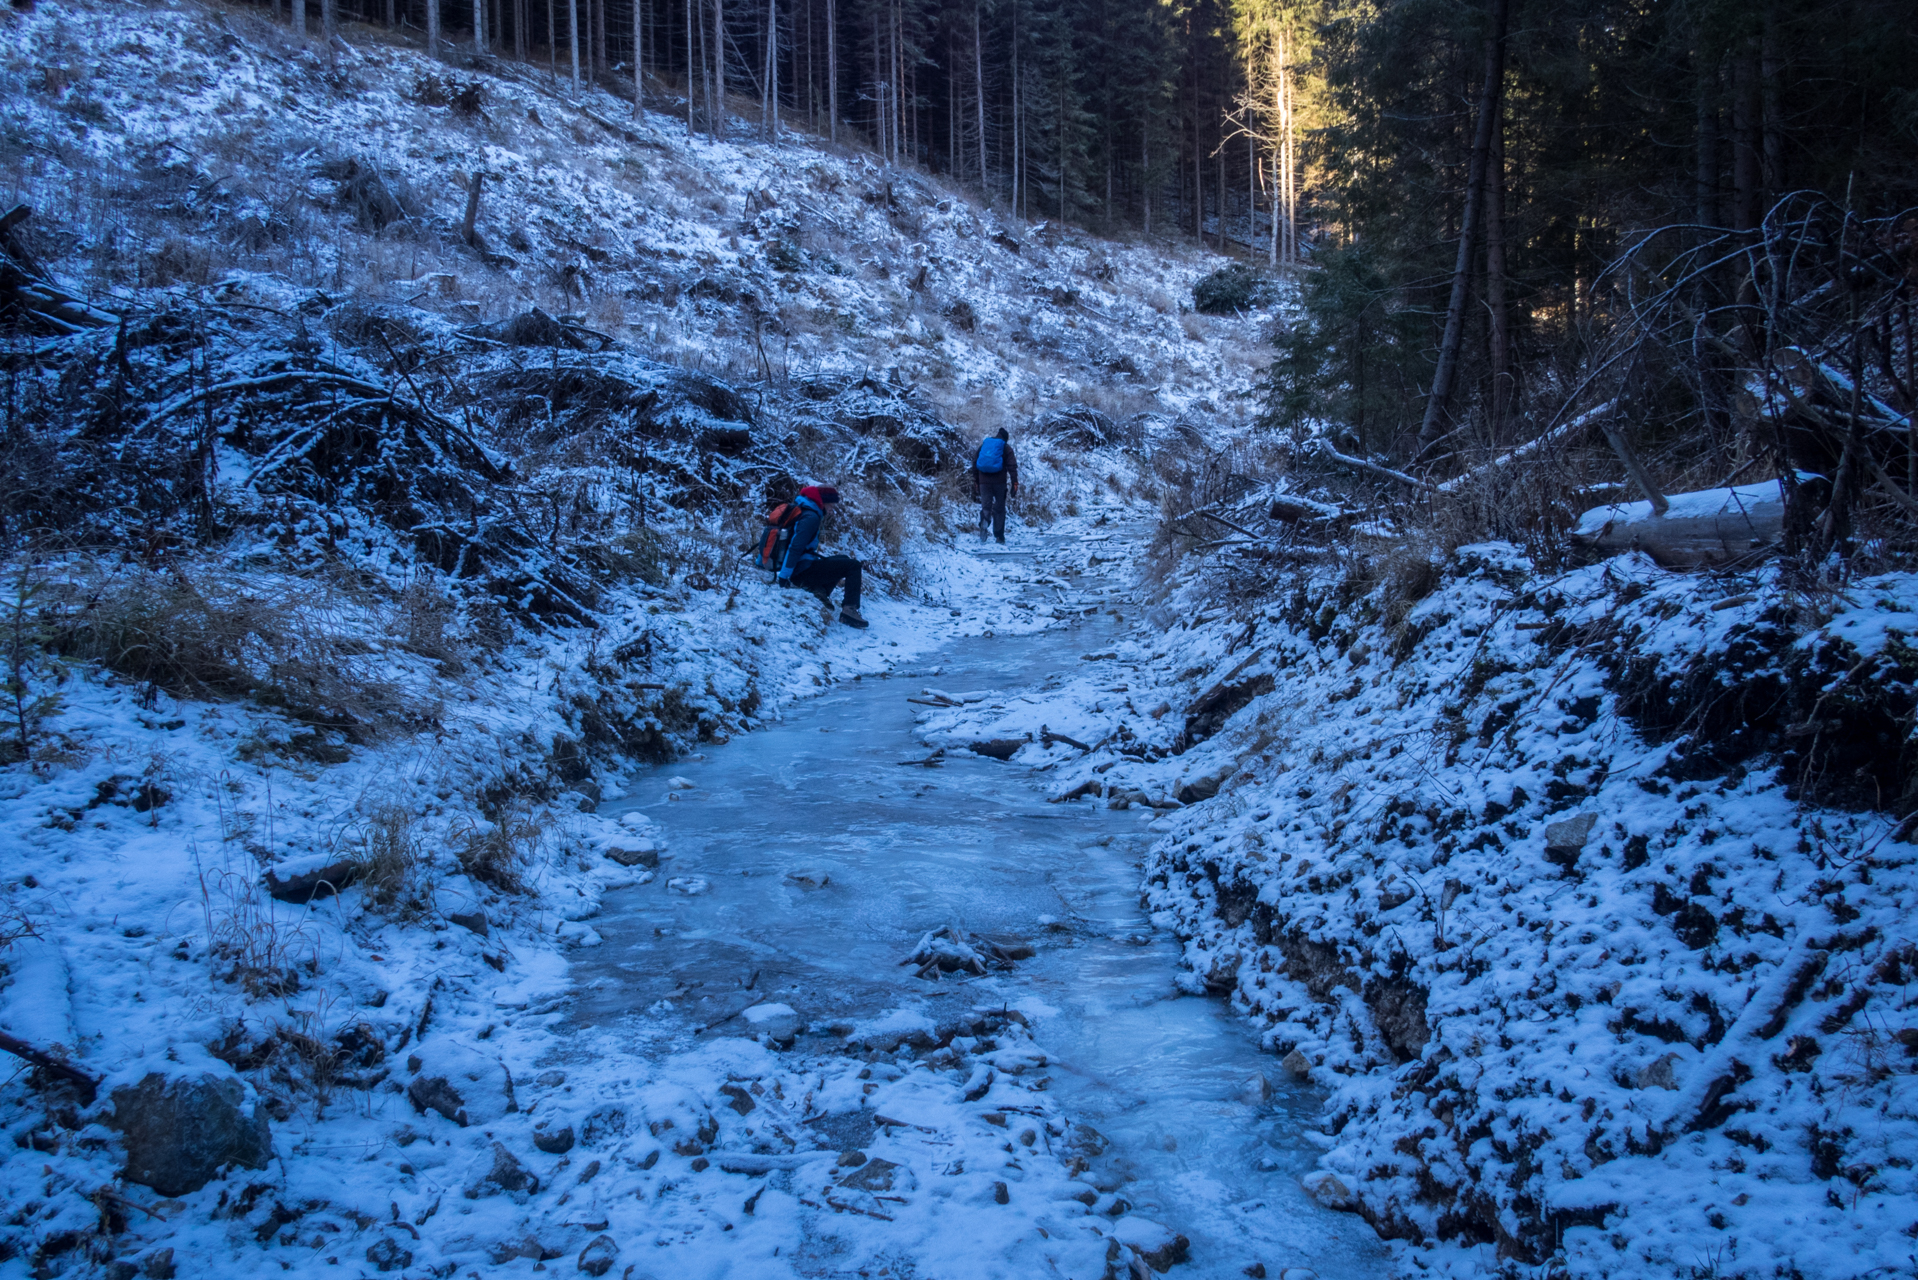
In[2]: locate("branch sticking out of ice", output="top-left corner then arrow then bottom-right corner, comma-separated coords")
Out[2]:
902,925 -> 1034,979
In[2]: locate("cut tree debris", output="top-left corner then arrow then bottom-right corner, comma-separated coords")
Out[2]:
1570,480 -> 1785,568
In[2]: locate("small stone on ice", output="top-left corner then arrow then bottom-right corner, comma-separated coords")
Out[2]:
1281,1048 -> 1311,1078
668,776 -> 697,789
667,877 -> 710,895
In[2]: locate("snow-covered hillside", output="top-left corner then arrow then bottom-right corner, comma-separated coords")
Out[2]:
926,541 -> 1918,1278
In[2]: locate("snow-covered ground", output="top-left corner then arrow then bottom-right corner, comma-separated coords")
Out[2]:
15,4 -> 1912,1280
928,542 -> 1918,1278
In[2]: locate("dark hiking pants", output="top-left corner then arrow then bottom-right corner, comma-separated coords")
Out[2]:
978,473 -> 1007,541
793,555 -> 862,610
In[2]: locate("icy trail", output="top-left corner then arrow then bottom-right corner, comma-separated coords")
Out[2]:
572,535 -> 1391,1279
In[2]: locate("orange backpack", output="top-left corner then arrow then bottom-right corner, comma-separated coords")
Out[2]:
753,500 -> 806,573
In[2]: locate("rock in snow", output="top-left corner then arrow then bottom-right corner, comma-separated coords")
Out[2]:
107,1070 -> 272,1196
1299,1170 -> 1355,1211
576,1234 -> 620,1276
259,853 -> 360,903
1109,1216 -> 1191,1271
468,1140 -> 540,1196
405,1040 -> 518,1126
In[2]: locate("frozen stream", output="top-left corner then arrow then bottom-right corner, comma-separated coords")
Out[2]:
574,542 -> 1390,1280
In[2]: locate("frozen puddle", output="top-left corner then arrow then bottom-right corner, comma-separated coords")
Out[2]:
570,540 -> 1390,1280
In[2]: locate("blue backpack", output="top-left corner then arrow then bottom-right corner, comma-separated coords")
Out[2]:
975,438 -> 1006,473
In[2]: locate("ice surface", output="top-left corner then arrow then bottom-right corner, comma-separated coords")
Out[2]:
576,535 -> 1390,1280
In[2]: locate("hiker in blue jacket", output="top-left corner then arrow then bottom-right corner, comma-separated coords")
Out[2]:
971,428 -> 1019,544
776,484 -> 868,629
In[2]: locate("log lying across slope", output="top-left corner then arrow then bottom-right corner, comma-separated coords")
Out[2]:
0,205 -> 118,335
1570,481 -> 1784,568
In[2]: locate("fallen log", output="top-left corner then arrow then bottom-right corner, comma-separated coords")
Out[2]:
0,204 -> 118,335
0,1030 -> 100,1104
1039,725 -> 1092,752
1314,439 -> 1434,492
1569,480 -> 1785,569
1437,400 -> 1617,494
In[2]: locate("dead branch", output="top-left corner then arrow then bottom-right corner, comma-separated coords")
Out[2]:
0,1030 -> 100,1104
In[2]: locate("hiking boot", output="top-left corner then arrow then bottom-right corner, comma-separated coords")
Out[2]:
994,534 -> 1006,544
839,607 -> 869,629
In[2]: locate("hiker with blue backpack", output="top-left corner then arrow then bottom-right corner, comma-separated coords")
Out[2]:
972,428 -> 1019,544
762,484 -> 869,629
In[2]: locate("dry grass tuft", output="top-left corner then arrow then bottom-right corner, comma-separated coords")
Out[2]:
50,562 -> 424,739
352,804 -> 430,915
455,804 -> 545,895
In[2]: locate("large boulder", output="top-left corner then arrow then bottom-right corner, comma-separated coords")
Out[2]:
108,1071 -> 272,1195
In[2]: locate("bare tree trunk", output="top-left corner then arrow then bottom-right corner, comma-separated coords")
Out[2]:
712,0 -> 724,137
569,0 -> 581,93
295,0 -> 308,37
1142,112 -> 1149,236
473,0 -> 485,52
1695,52 -> 1717,230
425,0 -> 438,53
1760,8 -> 1783,201
548,0 -> 557,79
634,0 -> 644,114
688,0 -> 697,133
1284,35 -> 1295,261
973,2 -> 986,202
1485,119 -> 1510,443
826,0 -> 836,143
321,0 -> 336,37
1731,39 -> 1759,232
1011,3 -> 1020,215
1416,0 -> 1510,454
1193,78 -> 1202,242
